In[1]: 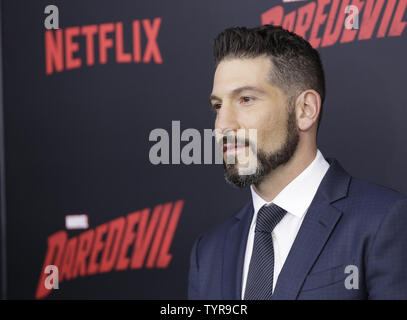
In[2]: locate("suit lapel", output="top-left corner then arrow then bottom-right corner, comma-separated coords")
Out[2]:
272,158 -> 351,299
221,201 -> 254,299
271,200 -> 343,299
221,158 -> 351,300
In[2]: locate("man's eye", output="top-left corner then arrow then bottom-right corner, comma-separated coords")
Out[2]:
212,103 -> 221,110
240,96 -> 255,103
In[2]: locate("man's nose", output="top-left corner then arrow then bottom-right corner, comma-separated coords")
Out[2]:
215,103 -> 239,133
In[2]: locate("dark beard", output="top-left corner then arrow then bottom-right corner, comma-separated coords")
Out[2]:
223,106 -> 299,188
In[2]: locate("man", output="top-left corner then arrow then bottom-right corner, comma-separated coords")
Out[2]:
188,25 -> 407,300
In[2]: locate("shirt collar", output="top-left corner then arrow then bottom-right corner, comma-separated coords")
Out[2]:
250,149 -> 330,218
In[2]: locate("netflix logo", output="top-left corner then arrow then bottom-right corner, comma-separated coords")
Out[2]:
45,17 -> 163,75
35,200 -> 183,299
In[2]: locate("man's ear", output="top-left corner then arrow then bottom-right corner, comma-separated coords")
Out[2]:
295,90 -> 321,131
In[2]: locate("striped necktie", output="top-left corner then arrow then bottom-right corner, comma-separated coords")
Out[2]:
244,203 -> 287,300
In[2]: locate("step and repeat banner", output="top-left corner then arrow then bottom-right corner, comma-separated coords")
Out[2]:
1,0 -> 406,299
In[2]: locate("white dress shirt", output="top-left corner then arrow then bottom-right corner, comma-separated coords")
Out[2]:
241,149 -> 330,299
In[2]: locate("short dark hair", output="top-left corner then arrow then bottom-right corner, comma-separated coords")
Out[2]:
213,24 -> 326,131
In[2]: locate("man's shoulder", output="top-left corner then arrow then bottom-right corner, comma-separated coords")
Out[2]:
338,175 -> 407,227
326,158 -> 407,207
347,176 -> 407,206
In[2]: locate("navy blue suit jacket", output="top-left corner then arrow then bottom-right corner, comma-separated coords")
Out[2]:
188,158 -> 407,299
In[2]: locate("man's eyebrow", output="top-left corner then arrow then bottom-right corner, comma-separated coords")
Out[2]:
209,86 -> 266,102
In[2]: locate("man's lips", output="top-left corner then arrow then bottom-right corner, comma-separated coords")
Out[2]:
223,144 -> 248,153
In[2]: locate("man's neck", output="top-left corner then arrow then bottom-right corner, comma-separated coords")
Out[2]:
253,144 -> 318,202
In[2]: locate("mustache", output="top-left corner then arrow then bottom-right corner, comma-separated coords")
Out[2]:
220,134 -> 257,156
222,135 -> 251,147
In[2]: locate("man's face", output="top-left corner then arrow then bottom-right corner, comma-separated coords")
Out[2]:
210,55 -> 299,188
